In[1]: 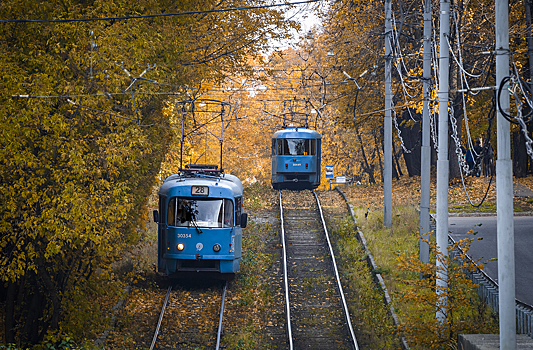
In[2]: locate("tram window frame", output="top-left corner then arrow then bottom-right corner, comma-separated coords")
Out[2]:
222,199 -> 234,228
159,195 -> 167,223
235,196 -> 242,226
276,139 -> 315,156
276,139 -> 283,155
167,197 -> 234,228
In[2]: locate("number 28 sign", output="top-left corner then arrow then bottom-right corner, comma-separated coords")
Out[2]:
191,186 -> 209,196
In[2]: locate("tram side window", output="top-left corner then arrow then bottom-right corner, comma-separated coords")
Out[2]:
167,197 -> 176,226
159,195 -> 167,223
167,197 -> 191,227
277,139 -> 283,155
235,197 -> 242,226
221,199 -> 234,228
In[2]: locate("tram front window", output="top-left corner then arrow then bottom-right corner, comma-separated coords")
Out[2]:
277,139 -> 315,156
167,198 -> 234,228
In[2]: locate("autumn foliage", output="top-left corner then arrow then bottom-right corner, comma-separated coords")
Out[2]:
395,232 -> 498,348
2,0 -> 533,346
0,0 -> 296,346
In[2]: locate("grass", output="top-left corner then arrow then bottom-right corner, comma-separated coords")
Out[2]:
322,205 -> 401,349
242,182 -> 277,211
448,202 -> 525,213
352,202 -> 499,349
222,220 -> 282,349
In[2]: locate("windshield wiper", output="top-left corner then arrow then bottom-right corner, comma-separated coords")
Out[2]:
184,204 -> 202,234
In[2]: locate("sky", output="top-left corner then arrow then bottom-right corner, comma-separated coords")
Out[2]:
269,1 -> 323,51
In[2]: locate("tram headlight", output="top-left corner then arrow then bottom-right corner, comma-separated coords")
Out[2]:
213,244 -> 221,252
177,243 -> 185,251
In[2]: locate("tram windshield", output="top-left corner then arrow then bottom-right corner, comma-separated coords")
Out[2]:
167,198 -> 234,228
275,139 -> 316,156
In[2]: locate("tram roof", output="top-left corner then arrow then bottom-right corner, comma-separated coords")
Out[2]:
272,127 -> 321,139
159,173 -> 243,198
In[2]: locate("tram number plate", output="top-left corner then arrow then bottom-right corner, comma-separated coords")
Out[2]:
191,186 -> 209,196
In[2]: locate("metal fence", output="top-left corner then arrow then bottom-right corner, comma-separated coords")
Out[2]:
447,234 -> 533,339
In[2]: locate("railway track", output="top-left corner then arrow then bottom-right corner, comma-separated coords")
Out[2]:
279,190 -> 359,350
149,281 -> 227,350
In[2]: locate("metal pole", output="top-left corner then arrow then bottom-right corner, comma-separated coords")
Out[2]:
180,107 -> 185,169
384,0 -> 393,228
420,0 -> 432,265
220,107 -> 224,170
436,0 -> 450,324
495,0 -> 516,346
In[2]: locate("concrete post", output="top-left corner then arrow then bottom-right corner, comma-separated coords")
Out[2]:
436,0 -> 450,324
495,0 -> 517,346
384,0 -> 393,228
420,0 -> 432,264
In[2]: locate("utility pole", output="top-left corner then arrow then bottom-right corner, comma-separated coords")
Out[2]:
495,0 -> 516,346
420,0 -> 432,265
384,0 -> 393,228
436,0 -> 450,324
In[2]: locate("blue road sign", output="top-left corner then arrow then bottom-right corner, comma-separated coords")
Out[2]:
325,165 -> 334,179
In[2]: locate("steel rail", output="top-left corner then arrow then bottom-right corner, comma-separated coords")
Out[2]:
149,285 -> 173,350
313,191 -> 360,350
215,281 -> 228,350
279,190 -> 294,350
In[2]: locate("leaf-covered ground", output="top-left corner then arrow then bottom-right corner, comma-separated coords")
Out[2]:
28,175 -> 530,349
339,176 -> 533,348
317,190 -> 402,349
342,175 -> 533,213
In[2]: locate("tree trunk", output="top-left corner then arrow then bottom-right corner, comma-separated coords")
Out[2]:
5,282 -> 16,344
398,109 -> 422,176
357,129 -> 376,184
513,131 -> 528,177
37,259 -> 61,336
392,138 -> 404,177
373,129 -> 385,181
22,285 -> 44,344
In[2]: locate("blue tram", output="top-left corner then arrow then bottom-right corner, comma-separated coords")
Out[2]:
153,165 -> 247,277
271,127 -> 322,190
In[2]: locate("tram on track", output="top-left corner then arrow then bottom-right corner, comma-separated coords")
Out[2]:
153,165 -> 248,277
271,127 -> 322,190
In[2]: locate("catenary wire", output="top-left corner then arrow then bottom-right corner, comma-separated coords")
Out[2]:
0,0 -> 321,23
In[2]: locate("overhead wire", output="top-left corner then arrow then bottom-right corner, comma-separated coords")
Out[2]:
444,6 -> 496,206
451,7 -> 481,160
387,10 -> 423,152
0,0 -> 321,23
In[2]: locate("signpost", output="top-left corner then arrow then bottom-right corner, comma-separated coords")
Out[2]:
325,165 -> 334,179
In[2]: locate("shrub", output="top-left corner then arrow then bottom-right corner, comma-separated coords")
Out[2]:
395,231 -> 498,349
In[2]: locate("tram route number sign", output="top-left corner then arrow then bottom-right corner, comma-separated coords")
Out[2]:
191,186 -> 209,196
325,165 -> 334,179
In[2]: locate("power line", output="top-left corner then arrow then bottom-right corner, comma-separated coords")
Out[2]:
0,0 -> 320,23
